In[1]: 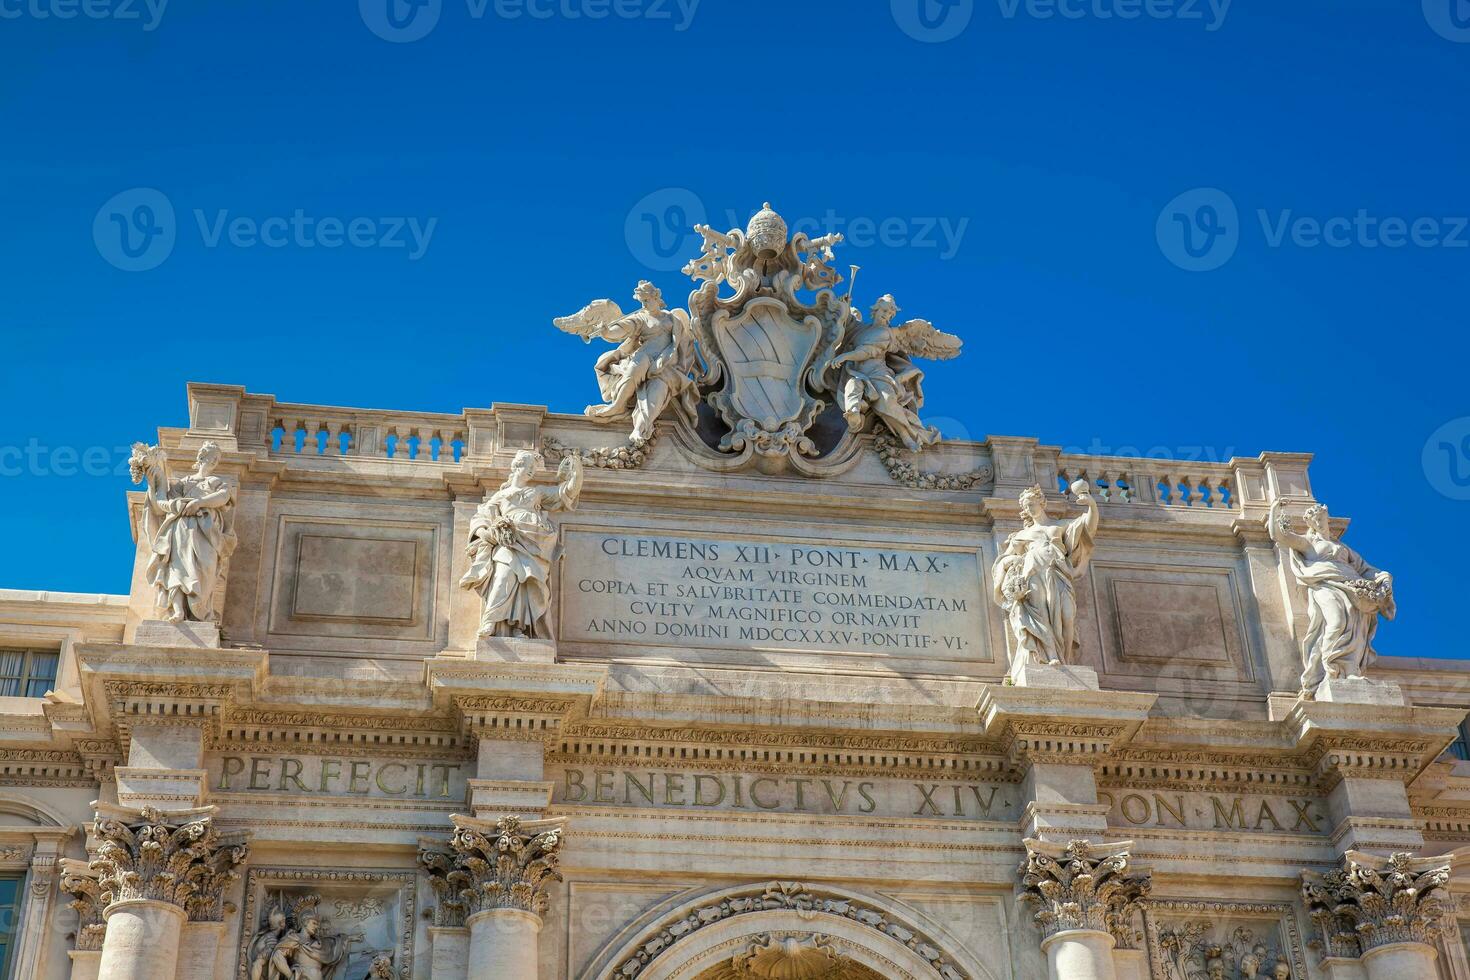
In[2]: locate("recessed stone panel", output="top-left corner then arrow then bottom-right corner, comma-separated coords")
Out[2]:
292,534 -> 419,623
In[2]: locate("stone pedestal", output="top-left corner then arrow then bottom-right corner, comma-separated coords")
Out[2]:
1360,942 -> 1438,980
133,619 -> 221,648
1314,676 -> 1407,706
67,950 -> 103,980
1041,929 -> 1117,980
96,899 -> 185,980
466,907 -> 542,979
473,636 -> 556,663
1007,659 -> 1101,690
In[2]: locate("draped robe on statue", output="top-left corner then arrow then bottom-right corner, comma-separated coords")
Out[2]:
1290,535 -> 1395,691
992,511 -> 1097,666
459,484 -> 562,638
143,473 -> 236,622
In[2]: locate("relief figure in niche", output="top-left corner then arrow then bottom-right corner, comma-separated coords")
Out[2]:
129,440 -> 238,623
1268,499 -> 1395,697
460,450 -> 583,638
991,481 -> 1099,666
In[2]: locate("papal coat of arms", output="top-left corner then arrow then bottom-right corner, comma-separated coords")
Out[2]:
553,202 -> 971,479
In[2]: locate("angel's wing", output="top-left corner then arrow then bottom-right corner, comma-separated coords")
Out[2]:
553,299 -> 625,343
892,318 -> 962,361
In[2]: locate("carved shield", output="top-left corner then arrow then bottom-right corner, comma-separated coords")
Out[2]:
706,297 -> 824,432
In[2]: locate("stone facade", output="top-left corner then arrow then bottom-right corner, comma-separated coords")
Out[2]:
4,208 -> 1470,979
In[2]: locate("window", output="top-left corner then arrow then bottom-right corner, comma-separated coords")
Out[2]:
0,649 -> 59,698
0,875 -> 19,979
1450,719 -> 1470,762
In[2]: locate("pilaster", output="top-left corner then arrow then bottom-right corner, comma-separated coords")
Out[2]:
420,814 -> 565,979
1302,849 -> 1465,980
978,683 -> 1155,840
1019,838 -> 1152,980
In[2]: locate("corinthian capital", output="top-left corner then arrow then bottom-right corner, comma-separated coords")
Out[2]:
420,814 -> 565,923
1019,838 -> 1152,943
1302,850 -> 1455,956
58,858 -> 107,951
88,802 -> 248,920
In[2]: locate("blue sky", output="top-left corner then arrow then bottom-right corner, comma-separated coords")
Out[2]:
1,0 -> 1467,659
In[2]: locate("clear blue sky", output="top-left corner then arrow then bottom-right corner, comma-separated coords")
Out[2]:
1,0 -> 1466,659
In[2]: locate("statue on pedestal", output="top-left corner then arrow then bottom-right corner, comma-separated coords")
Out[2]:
554,280 -> 699,445
460,450 -> 583,639
129,440 -> 237,623
1268,499 -> 1395,698
991,482 -> 1099,667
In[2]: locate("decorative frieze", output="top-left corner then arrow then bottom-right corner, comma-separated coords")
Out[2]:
1018,838 -> 1151,943
89,802 -> 247,920
419,815 -> 565,922
1301,850 -> 1453,957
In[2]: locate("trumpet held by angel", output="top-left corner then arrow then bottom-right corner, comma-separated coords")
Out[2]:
554,280 -> 699,444
829,294 -> 962,452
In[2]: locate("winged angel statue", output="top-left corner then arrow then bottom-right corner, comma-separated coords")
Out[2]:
551,203 -> 965,471
553,280 -> 699,444
831,294 -> 961,452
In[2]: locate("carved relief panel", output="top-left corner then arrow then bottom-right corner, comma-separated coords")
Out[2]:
1143,901 -> 1307,979
236,867 -> 415,980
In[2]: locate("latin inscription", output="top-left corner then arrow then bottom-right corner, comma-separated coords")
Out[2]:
561,531 -> 985,658
1100,790 -> 1326,834
211,755 -> 464,799
554,766 -> 1014,820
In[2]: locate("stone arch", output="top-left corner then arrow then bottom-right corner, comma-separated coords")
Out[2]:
0,791 -> 71,828
586,881 -> 995,980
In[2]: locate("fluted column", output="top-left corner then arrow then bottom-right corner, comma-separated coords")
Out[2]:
88,803 -> 247,980
1019,839 -> 1151,980
421,814 -> 565,980
1301,850 -> 1453,980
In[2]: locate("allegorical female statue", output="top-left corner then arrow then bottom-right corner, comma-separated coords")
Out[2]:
129,440 -> 237,624
991,482 -> 1100,667
1268,499 -> 1395,697
554,280 -> 699,444
460,450 -> 583,639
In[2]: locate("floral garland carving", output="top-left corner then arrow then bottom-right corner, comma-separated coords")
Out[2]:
874,435 -> 993,491
543,429 -> 655,470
